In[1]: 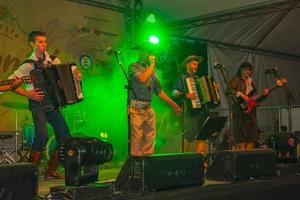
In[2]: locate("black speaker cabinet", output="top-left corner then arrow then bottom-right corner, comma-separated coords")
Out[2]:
206,149 -> 277,181
115,153 -> 204,192
0,163 -> 38,200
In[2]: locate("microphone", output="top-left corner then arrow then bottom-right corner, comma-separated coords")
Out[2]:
148,56 -> 161,64
155,58 -> 162,64
214,62 -> 225,69
265,67 -> 278,74
106,46 -> 120,55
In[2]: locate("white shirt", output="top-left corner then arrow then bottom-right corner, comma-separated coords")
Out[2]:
9,51 -> 61,90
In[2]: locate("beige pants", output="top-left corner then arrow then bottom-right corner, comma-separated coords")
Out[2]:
184,139 -> 208,157
237,142 -> 255,150
129,107 -> 156,156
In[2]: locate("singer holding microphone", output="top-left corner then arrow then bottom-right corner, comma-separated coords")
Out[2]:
128,45 -> 182,156
229,62 -> 269,150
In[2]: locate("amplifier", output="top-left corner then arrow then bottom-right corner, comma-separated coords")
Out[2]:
0,163 -> 38,200
206,149 -> 277,181
115,153 -> 204,192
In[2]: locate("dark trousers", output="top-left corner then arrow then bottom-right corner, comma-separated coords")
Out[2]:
30,103 -> 70,152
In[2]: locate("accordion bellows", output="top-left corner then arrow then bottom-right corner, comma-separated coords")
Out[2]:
30,63 -> 83,112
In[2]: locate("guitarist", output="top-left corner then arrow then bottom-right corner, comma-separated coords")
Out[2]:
0,78 -> 21,92
229,62 -> 269,150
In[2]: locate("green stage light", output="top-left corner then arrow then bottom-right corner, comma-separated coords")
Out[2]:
149,35 -> 159,45
145,13 -> 156,24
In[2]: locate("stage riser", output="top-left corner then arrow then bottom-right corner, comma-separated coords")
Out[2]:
50,183 -> 113,200
115,153 -> 205,192
206,149 -> 277,181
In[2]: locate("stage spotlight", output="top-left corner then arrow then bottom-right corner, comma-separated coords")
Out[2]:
145,13 -> 156,24
100,132 -> 109,142
60,136 -> 113,186
149,35 -> 159,45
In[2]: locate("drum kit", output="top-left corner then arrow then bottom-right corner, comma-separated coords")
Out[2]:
0,101 -> 87,164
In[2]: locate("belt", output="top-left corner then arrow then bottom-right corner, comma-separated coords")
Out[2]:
130,99 -> 151,110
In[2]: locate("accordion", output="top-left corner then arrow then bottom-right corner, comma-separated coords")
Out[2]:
185,76 -> 220,109
30,63 -> 83,112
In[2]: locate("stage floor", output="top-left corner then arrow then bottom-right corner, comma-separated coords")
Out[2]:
38,163 -> 300,199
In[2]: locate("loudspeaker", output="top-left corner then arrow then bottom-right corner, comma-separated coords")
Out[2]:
206,149 -> 277,181
115,153 -> 204,192
0,163 -> 38,200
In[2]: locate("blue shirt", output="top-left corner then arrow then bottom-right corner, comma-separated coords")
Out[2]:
128,62 -> 162,101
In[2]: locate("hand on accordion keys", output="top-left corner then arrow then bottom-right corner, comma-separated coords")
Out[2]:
214,83 -> 221,91
74,68 -> 82,81
186,93 -> 196,99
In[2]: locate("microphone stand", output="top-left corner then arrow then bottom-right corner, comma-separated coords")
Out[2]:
114,52 -> 137,157
270,70 -> 294,132
112,52 -> 137,192
215,66 -> 237,150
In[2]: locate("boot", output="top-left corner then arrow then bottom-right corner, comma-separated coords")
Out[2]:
29,150 -> 42,165
44,150 -> 64,180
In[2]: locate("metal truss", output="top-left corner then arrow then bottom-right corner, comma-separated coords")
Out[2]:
69,0 -> 133,14
169,0 -> 300,31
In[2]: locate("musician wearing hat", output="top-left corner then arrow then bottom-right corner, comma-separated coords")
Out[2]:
229,62 -> 269,150
172,55 -> 210,156
128,45 -> 182,156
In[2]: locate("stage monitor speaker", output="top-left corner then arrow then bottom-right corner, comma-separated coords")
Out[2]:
115,153 -> 204,192
206,149 -> 277,181
0,163 -> 38,200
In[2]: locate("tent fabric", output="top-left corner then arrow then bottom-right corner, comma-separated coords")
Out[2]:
185,5 -> 300,56
143,0 -> 274,22
208,47 -> 299,108
142,0 -> 300,106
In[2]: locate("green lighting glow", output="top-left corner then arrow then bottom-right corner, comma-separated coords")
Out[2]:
146,13 -> 156,24
149,35 -> 159,45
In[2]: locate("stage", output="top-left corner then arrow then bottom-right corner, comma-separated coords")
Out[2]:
38,162 -> 300,200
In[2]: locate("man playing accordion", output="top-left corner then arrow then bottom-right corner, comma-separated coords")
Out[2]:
9,31 -> 82,179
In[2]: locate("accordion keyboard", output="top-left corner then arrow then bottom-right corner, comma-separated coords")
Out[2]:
185,77 -> 202,109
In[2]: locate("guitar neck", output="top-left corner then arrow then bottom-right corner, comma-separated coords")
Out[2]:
0,79 -> 15,87
252,84 -> 279,101
0,76 -> 31,87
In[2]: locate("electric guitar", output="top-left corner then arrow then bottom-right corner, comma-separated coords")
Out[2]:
0,76 -> 33,87
240,79 -> 287,114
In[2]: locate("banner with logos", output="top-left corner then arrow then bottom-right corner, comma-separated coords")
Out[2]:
0,0 -> 125,131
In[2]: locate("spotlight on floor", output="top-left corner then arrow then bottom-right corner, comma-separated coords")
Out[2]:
59,136 -> 113,186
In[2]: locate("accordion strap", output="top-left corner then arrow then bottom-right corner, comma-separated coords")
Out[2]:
21,55 -> 57,70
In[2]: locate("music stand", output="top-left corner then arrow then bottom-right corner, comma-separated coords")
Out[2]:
195,116 -> 228,140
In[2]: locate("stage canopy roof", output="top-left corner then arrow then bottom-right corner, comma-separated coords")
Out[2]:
142,0 -> 300,60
